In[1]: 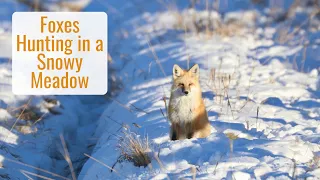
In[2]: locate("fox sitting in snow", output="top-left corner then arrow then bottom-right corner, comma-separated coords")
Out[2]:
168,64 -> 212,140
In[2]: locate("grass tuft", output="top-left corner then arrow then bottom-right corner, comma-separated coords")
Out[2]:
117,131 -> 152,167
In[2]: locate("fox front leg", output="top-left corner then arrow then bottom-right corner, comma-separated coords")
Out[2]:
187,132 -> 194,139
170,123 -> 180,141
186,122 -> 194,139
170,128 -> 177,141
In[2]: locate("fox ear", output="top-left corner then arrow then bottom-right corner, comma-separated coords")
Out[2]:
173,64 -> 183,79
189,64 -> 199,78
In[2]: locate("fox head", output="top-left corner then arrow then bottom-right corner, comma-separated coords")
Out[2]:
172,64 -> 200,96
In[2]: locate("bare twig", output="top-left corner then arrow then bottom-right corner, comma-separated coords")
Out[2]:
84,153 -> 125,178
10,98 -> 33,132
161,96 -> 170,122
60,134 -> 76,180
20,169 -> 54,180
256,106 -> 260,129
292,159 -> 297,179
105,95 -> 148,114
222,79 -> 235,121
6,158 -> 70,180
153,153 -> 170,180
146,36 -> 166,77
213,153 -> 225,175
154,153 -> 165,172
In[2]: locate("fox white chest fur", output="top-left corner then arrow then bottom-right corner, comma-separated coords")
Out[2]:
169,94 -> 195,124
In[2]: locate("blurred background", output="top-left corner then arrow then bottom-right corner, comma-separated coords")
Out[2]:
0,0 -> 319,92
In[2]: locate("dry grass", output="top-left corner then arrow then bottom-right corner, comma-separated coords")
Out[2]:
6,99 -> 48,134
3,97 -> 62,134
84,153 -> 125,178
7,98 -> 53,122
274,0 -> 320,45
116,131 -> 152,168
225,132 -> 239,157
20,169 -> 54,180
207,65 -> 237,119
208,68 -> 231,104
105,95 -> 149,115
60,134 -> 76,180
6,158 -> 70,180
270,0 -> 320,73
214,21 -> 247,37
11,107 -> 41,121
168,8 -> 254,38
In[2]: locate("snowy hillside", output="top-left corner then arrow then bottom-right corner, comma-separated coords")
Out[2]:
79,0 -> 320,180
1,0 -> 320,179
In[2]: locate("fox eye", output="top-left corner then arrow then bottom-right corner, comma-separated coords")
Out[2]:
178,83 -> 184,87
189,83 -> 193,86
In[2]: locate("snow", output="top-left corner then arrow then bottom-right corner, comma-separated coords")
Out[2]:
226,171 -> 251,180
79,1 -> 320,179
0,0 -> 319,179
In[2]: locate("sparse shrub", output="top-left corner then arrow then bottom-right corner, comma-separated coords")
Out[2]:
169,8 -> 256,37
14,108 -> 41,121
8,106 -> 41,122
209,67 -> 232,105
214,21 -> 246,37
117,131 -> 151,167
6,102 -> 45,134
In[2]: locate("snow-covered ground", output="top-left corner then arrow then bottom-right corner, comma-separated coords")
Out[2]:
1,0 -> 320,179
80,0 -> 320,180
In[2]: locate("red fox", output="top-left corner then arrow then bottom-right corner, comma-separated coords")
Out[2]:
168,64 -> 212,140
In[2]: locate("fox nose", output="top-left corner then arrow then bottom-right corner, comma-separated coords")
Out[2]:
184,91 -> 189,95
